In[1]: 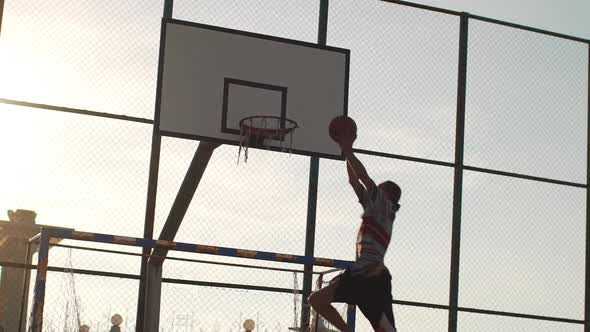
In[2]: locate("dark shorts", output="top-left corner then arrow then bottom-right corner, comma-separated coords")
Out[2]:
331,267 -> 396,330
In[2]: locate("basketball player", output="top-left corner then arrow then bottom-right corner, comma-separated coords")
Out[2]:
308,118 -> 401,332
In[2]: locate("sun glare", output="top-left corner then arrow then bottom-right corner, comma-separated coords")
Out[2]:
0,33 -> 59,212
0,33 -> 39,99
0,23 -> 81,104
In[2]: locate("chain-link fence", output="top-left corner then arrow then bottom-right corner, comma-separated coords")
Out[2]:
22,230 -> 355,332
0,0 -> 587,331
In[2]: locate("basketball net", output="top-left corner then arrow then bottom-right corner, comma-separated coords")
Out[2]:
237,116 -> 297,164
63,249 -> 83,331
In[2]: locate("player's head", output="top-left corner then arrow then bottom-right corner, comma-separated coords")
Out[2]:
379,181 -> 401,211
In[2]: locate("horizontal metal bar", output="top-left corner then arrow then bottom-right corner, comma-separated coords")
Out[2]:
6,260 -> 580,325
393,299 -> 584,324
458,306 -> 585,325
160,277 -> 298,294
42,228 -> 354,269
66,266 -> 301,295
468,14 -> 589,44
0,98 -> 153,124
0,261 -> 301,295
394,299 -> 449,310
379,0 -> 461,16
51,243 -> 333,275
353,148 -> 455,167
464,165 -> 587,188
0,261 -> 33,269
381,1 -> 588,43
3,98 -> 586,190
353,149 -> 587,188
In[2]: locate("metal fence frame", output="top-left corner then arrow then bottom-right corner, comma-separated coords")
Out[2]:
0,0 -> 588,331
26,228 -> 357,332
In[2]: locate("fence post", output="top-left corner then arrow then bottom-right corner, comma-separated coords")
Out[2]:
584,41 -> 590,332
136,0 -> 174,330
0,0 -> 4,36
17,241 -> 33,332
300,1 -> 330,329
448,12 -> 469,332
30,229 -> 51,332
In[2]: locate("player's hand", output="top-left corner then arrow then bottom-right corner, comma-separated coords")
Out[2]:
339,138 -> 354,155
342,125 -> 357,143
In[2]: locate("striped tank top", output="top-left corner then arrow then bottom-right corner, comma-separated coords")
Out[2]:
353,186 -> 396,273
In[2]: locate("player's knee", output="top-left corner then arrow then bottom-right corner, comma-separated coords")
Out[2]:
308,291 -> 327,308
307,292 -> 319,307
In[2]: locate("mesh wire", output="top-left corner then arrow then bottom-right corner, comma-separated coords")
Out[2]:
316,156 -> 454,305
460,171 -> 585,319
0,104 -> 152,238
458,312 -> 584,332
173,0 -> 318,43
0,0 -> 587,330
327,0 -> 460,162
464,19 -> 588,183
0,0 -> 162,118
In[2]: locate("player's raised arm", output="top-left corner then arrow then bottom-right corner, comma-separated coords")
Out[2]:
346,159 -> 365,201
329,115 -> 377,192
342,142 -> 376,192
329,115 -> 377,193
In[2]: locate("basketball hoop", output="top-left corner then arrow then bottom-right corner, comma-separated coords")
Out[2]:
238,115 -> 298,163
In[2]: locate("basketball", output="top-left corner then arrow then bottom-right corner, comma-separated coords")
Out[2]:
329,115 -> 357,143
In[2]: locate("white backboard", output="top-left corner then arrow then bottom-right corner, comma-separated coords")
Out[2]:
156,19 -> 350,159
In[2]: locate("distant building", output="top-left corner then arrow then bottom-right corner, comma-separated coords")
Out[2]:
0,209 -> 69,332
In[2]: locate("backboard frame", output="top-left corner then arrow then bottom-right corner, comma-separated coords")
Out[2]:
221,78 -> 289,136
154,18 -> 350,160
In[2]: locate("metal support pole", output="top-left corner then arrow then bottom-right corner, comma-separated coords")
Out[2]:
301,156 -> 320,329
0,0 -> 5,36
448,12 -> 469,332
30,229 -> 50,332
143,142 -> 218,332
17,241 -> 33,332
346,305 -> 356,331
136,1 -> 173,330
143,261 -> 163,332
584,42 -> 590,332
301,1 -> 329,329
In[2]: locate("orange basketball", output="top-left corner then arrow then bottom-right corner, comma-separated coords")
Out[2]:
329,116 -> 357,143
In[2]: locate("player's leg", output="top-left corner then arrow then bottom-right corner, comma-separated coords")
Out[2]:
379,270 -> 397,332
308,281 -> 352,332
357,301 -> 396,332
377,305 -> 397,332
356,271 -> 396,332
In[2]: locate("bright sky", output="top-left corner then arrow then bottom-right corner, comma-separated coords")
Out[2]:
413,0 -> 590,39
0,0 -> 587,331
